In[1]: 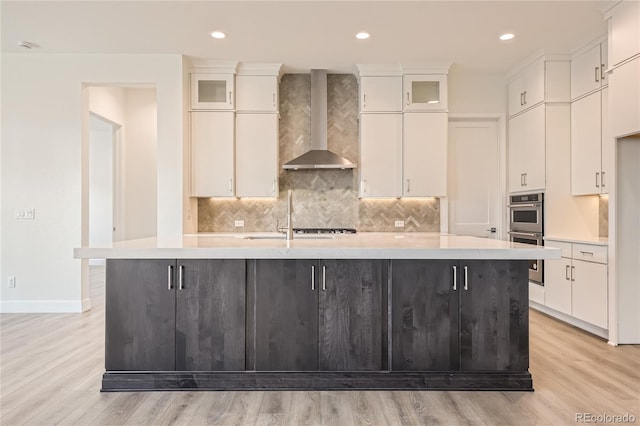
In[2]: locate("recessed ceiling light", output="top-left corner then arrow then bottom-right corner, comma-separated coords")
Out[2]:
211,31 -> 226,39
356,32 -> 370,40
500,33 -> 515,41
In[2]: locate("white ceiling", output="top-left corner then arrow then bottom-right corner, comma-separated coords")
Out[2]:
1,1 -> 612,74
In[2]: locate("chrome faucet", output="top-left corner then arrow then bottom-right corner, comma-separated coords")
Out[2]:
285,189 -> 294,240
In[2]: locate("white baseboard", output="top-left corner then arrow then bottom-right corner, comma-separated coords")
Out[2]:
529,301 -> 609,339
0,298 -> 92,313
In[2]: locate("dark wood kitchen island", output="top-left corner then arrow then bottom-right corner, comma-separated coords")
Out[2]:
74,233 -> 560,391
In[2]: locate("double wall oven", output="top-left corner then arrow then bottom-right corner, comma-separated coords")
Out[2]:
508,193 -> 544,284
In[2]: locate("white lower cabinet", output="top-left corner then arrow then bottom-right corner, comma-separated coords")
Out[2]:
359,114 -> 402,197
543,240 -> 608,330
190,111 -> 235,197
235,114 -> 279,197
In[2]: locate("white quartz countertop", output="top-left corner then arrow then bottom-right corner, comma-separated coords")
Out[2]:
74,232 -> 561,260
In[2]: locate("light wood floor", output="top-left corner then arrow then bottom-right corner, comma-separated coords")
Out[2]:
1,266 -> 638,426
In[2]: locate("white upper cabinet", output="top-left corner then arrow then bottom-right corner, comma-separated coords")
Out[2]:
571,41 -> 608,100
191,73 -> 235,110
507,57 -> 545,116
403,113 -> 447,197
235,114 -> 279,197
610,55 -> 640,138
235,75 -> 278,112
190,111 -> 235,197
359,76 -> 403,112
359,113 -> 403,197
571,91 -> 604,195
508,103 -> 546,193
403,75 -> 448,111
608,0 -> 640,67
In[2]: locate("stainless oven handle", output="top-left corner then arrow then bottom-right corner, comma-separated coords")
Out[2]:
508,231 -> 542,237
508,203 -> 541,208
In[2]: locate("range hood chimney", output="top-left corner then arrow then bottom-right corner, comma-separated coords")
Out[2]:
283,69 -> 356,170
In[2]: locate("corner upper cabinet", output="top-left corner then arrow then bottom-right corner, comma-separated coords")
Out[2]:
507,57 -> 545,117
359,76 -> 403,112
571,41 -> 608,101
191,73 -> 235,110
190,111 -> 235,197
403,75 -> 448,111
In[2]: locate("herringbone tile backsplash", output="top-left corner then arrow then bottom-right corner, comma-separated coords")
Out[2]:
198,74 -> 440,232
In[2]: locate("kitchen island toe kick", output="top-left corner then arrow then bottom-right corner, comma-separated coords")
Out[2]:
76,234 -> 559,391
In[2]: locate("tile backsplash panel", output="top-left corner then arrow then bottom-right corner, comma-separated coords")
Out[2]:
198,74 -> 440,232
599,195 -> 608,238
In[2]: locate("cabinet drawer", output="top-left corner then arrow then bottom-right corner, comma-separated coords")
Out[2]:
545,240 -> 572,258
572,243 -> 607,264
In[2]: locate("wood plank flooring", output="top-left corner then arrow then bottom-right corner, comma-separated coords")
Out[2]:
1,266 -> 638,425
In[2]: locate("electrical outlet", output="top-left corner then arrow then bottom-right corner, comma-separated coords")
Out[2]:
395,220 -> 405,228
8,276 -> 16,288
234,220 -> 245,228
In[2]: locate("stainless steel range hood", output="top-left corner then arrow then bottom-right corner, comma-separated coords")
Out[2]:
283,69 -> 356,170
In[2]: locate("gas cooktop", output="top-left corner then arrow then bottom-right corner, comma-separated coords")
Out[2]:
293,228 -> 357,234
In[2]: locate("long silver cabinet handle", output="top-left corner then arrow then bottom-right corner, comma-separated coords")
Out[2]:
596,172 -> 600,188
601,171 -> 605,187
452,265 -> 457,291
406,92 -> 411,106
571,266 -> 576,282
272,93 -> 276,107
406,179 -> 410,193
464,265 -> 469,291
229,179 -> 233,192
363,94 -> 367,107
311,265 -> 315,291
565,265 -> 571,280
322,265 -> 326,291
601,64 -> 606,80
520,92 -> 524,106
229,91 -> 232,105
579,251 -> 594,256
178,265 -> 184,290
595,67 -> 600,83
167,265 -> 173,290
523,91 -> 527,105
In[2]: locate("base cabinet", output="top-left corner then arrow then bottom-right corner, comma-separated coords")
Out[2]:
103,258 -> 531,391
392,260 -> 529,372
253,259 -> 384,371
105,259 -> 246,372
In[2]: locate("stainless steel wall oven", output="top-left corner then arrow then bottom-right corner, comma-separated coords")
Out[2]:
508,193 -> 544,284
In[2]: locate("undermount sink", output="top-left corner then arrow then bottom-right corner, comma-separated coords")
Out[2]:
242,234 -> 335,240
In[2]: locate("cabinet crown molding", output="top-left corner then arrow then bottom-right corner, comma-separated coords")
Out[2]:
401,63 -> 452,75
506,53 -> 570,82
236,63 -> 284,78
190,60 -> 239,74
356,64 -> 404,77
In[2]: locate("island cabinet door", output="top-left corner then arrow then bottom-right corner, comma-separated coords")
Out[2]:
254,259 -> 319,371
105,259 -> 176,371
175,259 -> 246,371
391,260 -> 459,371
458,260 -> 529,372
318,260 -> 385,371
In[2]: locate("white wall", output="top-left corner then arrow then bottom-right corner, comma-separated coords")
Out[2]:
0,53 -> 184,313
616,136 -> 640,344
89,115 -> 115,248
122,88 -> 157,240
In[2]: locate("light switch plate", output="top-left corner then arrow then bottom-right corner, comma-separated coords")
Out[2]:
234,220 -> 245,228
15,208 -> 35,220
395,220 -> 405,228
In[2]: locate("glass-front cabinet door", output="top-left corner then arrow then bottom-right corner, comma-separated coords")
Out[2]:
191,73 -> 235,110
403,75 -> 447,111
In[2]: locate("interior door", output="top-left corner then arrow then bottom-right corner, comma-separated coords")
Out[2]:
448,119 -> 501,238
